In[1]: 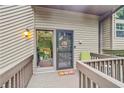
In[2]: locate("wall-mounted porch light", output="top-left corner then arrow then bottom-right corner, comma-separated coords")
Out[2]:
22,29 -> 32,39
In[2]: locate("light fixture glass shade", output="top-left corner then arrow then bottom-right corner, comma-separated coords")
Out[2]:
22,29 -> 31,39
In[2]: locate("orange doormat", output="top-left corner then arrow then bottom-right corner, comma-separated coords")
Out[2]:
58,69 -> 75,76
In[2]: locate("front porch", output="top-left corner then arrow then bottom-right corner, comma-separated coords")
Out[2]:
1,53 -> 124,88
1,5 -> 124,88
27,53 -> 124,88
27,71 -> 78,88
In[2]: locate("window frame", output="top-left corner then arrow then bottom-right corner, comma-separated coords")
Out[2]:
116,23 -> 124,37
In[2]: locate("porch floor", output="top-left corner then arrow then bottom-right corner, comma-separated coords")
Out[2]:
27,71 -> 79,88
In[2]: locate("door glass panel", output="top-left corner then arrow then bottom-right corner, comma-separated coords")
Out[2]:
56,30 -> 73,69
36,30 -> 53,67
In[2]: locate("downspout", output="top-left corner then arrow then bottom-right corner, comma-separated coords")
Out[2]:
98,20 -> 102,54
110,14 -> 113,50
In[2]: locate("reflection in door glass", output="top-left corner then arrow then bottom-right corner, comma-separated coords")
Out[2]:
37,30 -> 53,67
56,30 -> 73,69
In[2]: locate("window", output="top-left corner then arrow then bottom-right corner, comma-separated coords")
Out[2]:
116,23 -> 124,37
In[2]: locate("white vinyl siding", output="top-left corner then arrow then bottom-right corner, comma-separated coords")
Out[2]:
33,6 -> 99,67
0,5 -> 34,68
102,17 -> 112,50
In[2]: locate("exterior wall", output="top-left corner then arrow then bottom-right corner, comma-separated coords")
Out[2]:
0,5 -> 34,69
112,14 -> 124,50
102,16 -> 112,50
33,6 -> 99,68
102,14 -> 124,51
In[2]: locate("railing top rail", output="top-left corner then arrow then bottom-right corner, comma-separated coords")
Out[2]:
77,61 -> 124,88
0,55 -> 33,87
80,57 -> 124,63
0,55 -> 33,75
90,52 -> 117,58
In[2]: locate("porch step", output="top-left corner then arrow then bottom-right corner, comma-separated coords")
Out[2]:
58,69 -> 75,76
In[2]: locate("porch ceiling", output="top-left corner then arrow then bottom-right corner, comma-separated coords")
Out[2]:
40,5 -> 121,16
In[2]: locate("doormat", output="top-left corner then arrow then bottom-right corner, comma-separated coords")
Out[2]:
58,69 -> 75,76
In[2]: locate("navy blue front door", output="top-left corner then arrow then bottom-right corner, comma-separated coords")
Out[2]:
56,29 -> 73,70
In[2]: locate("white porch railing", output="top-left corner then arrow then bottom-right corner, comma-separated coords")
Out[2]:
0,55 -> 33,88
77,53 -> 124,88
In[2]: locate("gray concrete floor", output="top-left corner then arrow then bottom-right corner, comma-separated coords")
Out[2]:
27,71 -> 79,88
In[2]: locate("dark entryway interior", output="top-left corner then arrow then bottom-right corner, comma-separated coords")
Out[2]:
56,29 -> 74,70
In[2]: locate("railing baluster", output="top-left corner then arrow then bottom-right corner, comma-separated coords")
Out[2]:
96,84 -> 99,88
20,69 -> 24,88
15,73 -> 17,88
3,84 -> 5,88
95,62 -> 98,70
90,80 -> 93,88
18,71 -> 21,88
98,61 -> 101,71
120,60 -> 123,82
104,61 -> 107,74
111,60 -> 116,78
102,61 -> 105,73
106,61 -> 109,75
101,61 -> 103,72
115,60 -> 118,79
118,60 -> 121,81
117,60 -> 120,81
107,61 -> 111,76
85,76 -> 88,88
90,62 -> 93,68
122,59 -> 124,83
109,61 -> 112,77
103,61 -> 105,73
94,62 -> 96,69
